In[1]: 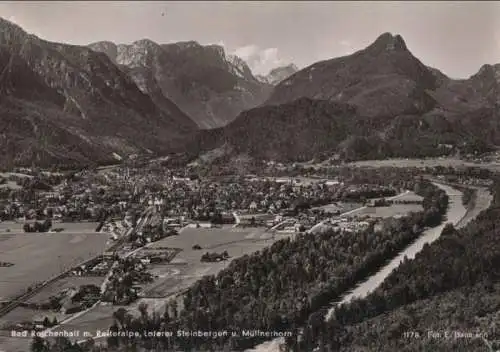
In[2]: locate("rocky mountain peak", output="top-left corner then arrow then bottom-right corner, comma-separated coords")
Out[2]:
0,17 -> 24,33
366,32 -> 408,53
114,39 -> 162,68
267,31 -> 437,117
89,37 -> 271,129
88,41 -> 118,62
0,17 -> 198,167
172,40 -> 202,50
205,44 -> 226,58
476,64 -> 500,81
131,38 -> 160,50
0,17 -> 29,47
226,54 -> 255,81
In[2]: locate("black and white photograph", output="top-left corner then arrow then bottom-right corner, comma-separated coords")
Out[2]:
0,1 -> 499,351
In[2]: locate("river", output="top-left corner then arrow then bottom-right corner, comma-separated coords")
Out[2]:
249,182 -> 468,352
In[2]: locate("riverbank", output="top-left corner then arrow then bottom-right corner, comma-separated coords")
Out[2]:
456,186 -> 492,228
324,183 -> 465,319
249,182 -> 469,352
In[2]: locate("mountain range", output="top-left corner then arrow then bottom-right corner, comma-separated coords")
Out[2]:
0,16 -> 499,167
87,40 -> 275,129
0,17 -> 200,168
195,33 -> 500,164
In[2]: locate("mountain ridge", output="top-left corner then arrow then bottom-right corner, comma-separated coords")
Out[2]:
88,39 -> 273,129
0,17 -> 198,167
1,19 -> 499,167
194,32 -> 500,164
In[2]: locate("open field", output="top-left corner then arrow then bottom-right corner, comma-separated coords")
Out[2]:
141,226 -> 276,298
52,222 -> 101,233
0,222 -> 23,233
351,203 -> 423,218
40,227 -> 286,345
48,303 -> 117,338
343,157 -> 500,171
0,306 -> 40,325
0,326 -> 39,352
392,192 -> 424,202
0,221 -> 101,234
0,305 -> 62,330
149,226 -> 271,251
314,202 -> 363,214
0,232 -> 108,301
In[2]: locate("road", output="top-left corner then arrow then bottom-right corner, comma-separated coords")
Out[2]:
269,218 -> 296,231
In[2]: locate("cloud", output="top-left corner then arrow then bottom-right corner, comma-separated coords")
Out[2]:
232,44 -> 287,75
209,40 -> 225,47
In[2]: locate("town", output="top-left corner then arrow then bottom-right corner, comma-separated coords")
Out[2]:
0,157 -> 494,351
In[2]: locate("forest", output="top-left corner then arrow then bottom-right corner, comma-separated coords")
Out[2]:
289,176 -> 500,351
33,179 -> 449,352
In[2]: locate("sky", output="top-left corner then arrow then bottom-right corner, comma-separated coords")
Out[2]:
0,1 -> 499,78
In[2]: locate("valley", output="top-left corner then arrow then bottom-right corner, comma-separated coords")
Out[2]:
1,157 -> 496,352
0,3 -> 500,352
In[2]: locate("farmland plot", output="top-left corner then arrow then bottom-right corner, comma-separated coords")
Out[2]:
139,227 -> 276,298
0,233 -> 108,302
352,203 -> 423,218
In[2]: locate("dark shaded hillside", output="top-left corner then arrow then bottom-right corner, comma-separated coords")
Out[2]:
221,98 -> 359,161
0,100 -> 111,167
295,177 -> 500,351
0,46 -> 63,105
191,32 -> 500,164
0,17 -> 197,167
0,45 -> 112,167
192,97 -> 495,164
266,33 -> 438,118
118,65 -> 198,134
318,282 -> 500,352
431,64 -> 500,113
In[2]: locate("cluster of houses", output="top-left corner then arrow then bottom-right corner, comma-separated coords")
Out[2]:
201,251 -> 230,262
0,172 -> 107,223
70,257 -> 113,277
